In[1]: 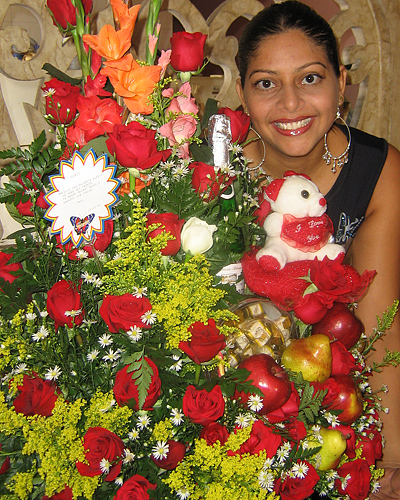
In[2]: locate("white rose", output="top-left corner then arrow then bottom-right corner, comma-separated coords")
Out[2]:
181,217 -> 218,255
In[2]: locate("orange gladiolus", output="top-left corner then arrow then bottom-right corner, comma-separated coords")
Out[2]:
110,0 -> 140,35
102,55 -> 161,115
83,25 -> 132,61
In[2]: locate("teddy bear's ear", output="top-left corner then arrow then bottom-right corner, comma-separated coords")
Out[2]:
265,178 -> 285,201
283,170 -> 312,181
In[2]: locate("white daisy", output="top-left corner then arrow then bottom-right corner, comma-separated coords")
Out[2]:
81,271 -> 95,283
137,414 -> 151,430
39,311 -> 49,318
141,310 -> 157,325
323,411 -> 340,427
152,440 -> 169,460
292,461 -> 309,479
15,363 -> 28,374
99,399 -> 116,413
235,413 -> 251,428
43,87 -> 56,97
98,333 -> 113,348
123,448 -> 135,463
115,477 -> 124,486
258,469 -> 274,491
176,487 -> 190,500
102,349 -> 121,363
371,480 -> 381,494
170,408 -> 184,426
25,312 -> 37,321
247,394 -> 264,412
64,309 -> 83,318
128,429 -> 140,440
99,458 -> 111,474
87,349 -> 100,361
75,249 -> 89,260
45,365 -> 62,381
170,355 -> 183,372
132,287 -> 147,298
127,326 -> 143,342
93,277 -> 103,287
32,326 -> 50,342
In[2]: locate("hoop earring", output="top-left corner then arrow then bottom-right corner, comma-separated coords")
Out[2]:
323,108 -> 351,174
247,126 -> 266,173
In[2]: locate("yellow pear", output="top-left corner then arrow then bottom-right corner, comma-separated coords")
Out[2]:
281,334 -> 332,382
316,427 -> 347,471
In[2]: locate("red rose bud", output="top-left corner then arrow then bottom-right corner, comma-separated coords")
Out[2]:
200,422 -> 229,446
15,172 -> 48,217
13,375 -> 60,417
179,319 -> 226,364
46,280 -> 84,329
182,385 -> 225,425
151,440 -> 186,470
42,78 -> 80,125
218,107 -> 250,144
46,0 -> 93,30
0,445 -> 10,475
355,429 -> 383,465
190,162 -> 231,201
99,294 -> 153,333
113,358 -> 161,410
146,212 -> 185,256
76,427 -> 124,481
0,251 -> 22,284
170,31 -> 207,72
43,486 -> 73,500
107,121 -> 171,170
330,340 -> 357,376
274,460 -> 320,500
335,459 -> 372,500
113,474 -> 156,500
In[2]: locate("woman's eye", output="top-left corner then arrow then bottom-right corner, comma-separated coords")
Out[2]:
255,79 -> 276,90
302,74 -> 320,85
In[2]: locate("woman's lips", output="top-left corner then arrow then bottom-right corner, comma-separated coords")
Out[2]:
273,117 -> 313,136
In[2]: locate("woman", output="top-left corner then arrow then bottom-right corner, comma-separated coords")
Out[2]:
236,2 -> 400,498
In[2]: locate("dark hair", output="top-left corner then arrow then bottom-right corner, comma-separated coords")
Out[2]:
238,1 -> 341,86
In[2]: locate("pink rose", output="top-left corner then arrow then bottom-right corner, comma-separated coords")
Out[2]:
166,82 -> 199,115
159,114 -> 197,159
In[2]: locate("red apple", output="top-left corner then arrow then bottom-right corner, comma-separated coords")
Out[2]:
312,302 -> 364,350
234,353 -> 291,415
326,374 -> 363,424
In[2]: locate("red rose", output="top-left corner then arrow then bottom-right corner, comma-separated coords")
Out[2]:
331,340 -> 357,376
0,251 -> 22,284
113,358 -> 161,410
170,32 -> 207,72
113,474 -> 156,500
179,319 -> 226,364
235,420 -> 282,457
13,375 -> 60,417
107,122 -> 171,170
190,162 -> 233,201
218,107 -> 250,144
311,377 -> 341,407
200,422 -> 229,446
355,429 -> 383,465
76,427 -> 124,481
47,280 -> 84,329
46,0 -> 93,30
335,459 -> 372,500
15,172 -> 48,216
287,419 -> 307,442
182,385 -> 225,425
293,291 -> 334,324
253,187 -> 272,226
73,95 -> 123,143
274,461 -> 320,500
43,486 -> 73,500
42,78 -> 80,125
56,220 -> 113,259
310,257 -> 352,297
266,382 -> 300,424
99,294 -> 153,333
151,440 -> 186,470
0,445 -> 10,475
146,213 -> 185,256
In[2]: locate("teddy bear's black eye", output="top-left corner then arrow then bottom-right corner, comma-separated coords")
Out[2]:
301,190 -> 310,199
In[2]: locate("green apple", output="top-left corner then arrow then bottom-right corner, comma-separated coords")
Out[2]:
281,334 -> 332,382
315,427 -> 347,471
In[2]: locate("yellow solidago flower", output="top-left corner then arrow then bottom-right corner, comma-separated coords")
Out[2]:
152,418 -> 174,442
84,390 -> 133,435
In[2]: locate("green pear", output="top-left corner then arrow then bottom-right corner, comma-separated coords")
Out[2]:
281,334 -> 332,382
316,427 -> 347,471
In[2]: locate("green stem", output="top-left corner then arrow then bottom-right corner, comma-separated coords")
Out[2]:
194,364 -> 202,385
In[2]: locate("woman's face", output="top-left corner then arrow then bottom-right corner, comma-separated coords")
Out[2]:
237,30 -> 346,161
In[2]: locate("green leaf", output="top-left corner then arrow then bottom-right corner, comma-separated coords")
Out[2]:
42,63 -> 82,86
189,142 -> 214,164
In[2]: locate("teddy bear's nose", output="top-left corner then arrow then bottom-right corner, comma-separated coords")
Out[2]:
319,197 -> 326,207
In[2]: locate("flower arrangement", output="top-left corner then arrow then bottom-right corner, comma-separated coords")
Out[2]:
0,1 -> 399,499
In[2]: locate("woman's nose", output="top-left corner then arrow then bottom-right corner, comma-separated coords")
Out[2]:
277,85 -> 302,113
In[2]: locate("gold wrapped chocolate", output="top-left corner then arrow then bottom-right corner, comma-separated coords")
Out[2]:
224,298 -> 297,367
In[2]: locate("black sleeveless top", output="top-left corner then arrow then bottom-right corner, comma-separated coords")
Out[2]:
325,126 -> 388,247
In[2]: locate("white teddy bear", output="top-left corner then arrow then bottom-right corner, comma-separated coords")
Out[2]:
256,171 -> 345,271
